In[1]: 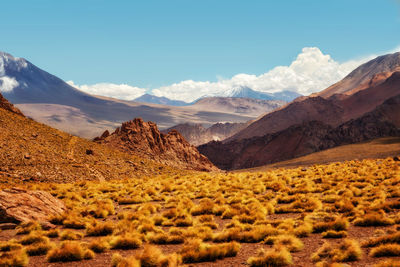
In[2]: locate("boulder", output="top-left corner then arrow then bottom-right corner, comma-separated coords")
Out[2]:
0,188 -> 66,229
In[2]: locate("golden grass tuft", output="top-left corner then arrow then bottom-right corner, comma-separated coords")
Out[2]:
46,241 -> 94,262
111,253 -> 140,267
180,239 -> 240,263
370,244 -> 400,257
374,259 -> 400,267
0,249 -> 29,267
247,247 -> 292,267
110,233 -> 142,250
322,230 -> 348,239
264,235 -> 304,252
362,232 -> 400,247
86,221 -> 114,236
311,239 -> 362,262
88,238 -> 110,253
312,218 -> 349,233
353,213 -> 395,227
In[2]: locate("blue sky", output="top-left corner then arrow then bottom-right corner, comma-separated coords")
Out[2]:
1,0 -> 400,101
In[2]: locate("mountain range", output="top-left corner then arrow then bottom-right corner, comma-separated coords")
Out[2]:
133,87 -> 301,106
198,52 -> 400,169
0,52 -> 286,139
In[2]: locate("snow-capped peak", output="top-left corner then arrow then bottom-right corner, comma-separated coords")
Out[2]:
0,52 -> 27,93
0,52 -> 28,76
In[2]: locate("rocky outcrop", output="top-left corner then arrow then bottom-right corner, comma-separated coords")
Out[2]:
0,188 -> 66,228
95,118 -> 218,172
0,92 -> 23,115
198,94 -> 400,170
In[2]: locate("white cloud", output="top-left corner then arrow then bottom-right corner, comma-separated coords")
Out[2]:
67,81 -> 146,100
152,47 -> 374,101
66,47 -> 378,103
0,76 -> 19,92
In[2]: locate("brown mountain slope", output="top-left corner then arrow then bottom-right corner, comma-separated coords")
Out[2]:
0,99 -> 180,183
227,71 -> 400,142
225,96 -> 345,142
0,92 -> 23,116
162,121 -> 250,146
94,118 -> 218,171
246,137 -> 400,171
198,94 -> 400,170
316,51 -> 400,98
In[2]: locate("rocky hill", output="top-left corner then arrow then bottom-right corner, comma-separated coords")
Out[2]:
0,93 -> 180,183
198,94 -> 400,170
94,118 -> 218,171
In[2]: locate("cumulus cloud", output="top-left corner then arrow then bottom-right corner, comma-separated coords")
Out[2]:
0,76 -> 19,92
67,81 -> 146,100
68,47 -> 377,102
152,47 -> 374,102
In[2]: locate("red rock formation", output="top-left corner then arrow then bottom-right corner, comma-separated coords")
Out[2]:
95,118 -> 218,172
0,188 -> 66,229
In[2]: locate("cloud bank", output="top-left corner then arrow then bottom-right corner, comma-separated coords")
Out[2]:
70,47 -> 376,102
67,81 -> 146,100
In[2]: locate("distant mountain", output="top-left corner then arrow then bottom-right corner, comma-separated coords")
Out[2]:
198,93 -> 400,170
227,68 -> 400,142
0,52 -> 266,138
191,97 -> 285,117
134,93 -> 189,106
224,87 -> 301,102
316,51 -> 400,98
162,121 -> 250,146
94,118 -> 218,171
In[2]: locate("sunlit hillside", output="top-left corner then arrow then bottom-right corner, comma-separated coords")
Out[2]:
1,157 -> 400,266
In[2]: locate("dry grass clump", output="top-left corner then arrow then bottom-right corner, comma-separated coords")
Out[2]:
60,230 -> 83,240
146,232 -> 184,244
213,225 -> 279,243
370,244 -> 400,257
264,235 -> 303,252
84,199 -> 115,218
46,241 -> 94,262
0,240 -> 23,252
179,239 -> 240,263
15,221 -> 41,235
362,232 -> 400,247
374,259 -> 400,267
311,239 -> 362,263
109,233 -> 142,250
322,230 -> 348,239
0,249 -> 29,267
88,238 -> 110,253
86,221 -> 114,236
247,247 -> 292,267
111,253 -> 140,267
190,198 -> 214,216
26,241 -> 54,256
45,229 -> 59,238
312,218 -> 349,233
353,213 -> 395,226
62,215 -> 88,229
137,245 -> 182,267
18,232 -> 49,245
